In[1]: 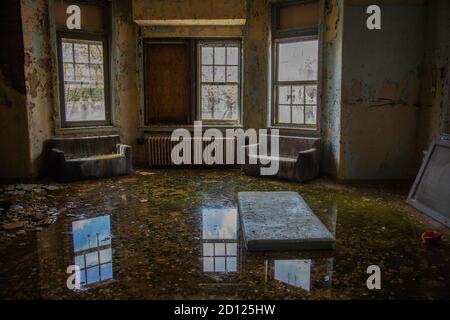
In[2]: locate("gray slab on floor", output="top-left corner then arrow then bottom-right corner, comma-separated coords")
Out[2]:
238,192 -> 335,251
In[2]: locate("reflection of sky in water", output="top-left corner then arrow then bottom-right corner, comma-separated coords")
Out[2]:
202,208 -> 237,240
274,260 -> 311,292
72,216 -> 112,252
201,208 -> 238,273
72,215 -> 113,286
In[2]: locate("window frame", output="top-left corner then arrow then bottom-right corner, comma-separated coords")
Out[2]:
56,31 -> 111,128
197,40 -> 243,125
272,35 -> 319,129
270,0 -> 321,130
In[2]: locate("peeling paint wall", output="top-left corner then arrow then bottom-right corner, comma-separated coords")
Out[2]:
21,0 -> 54,178
339,2 -> 425,180
418,0 -> 450,150
321,0 -> 343,177
0,0 -> 31,179
112,1 -> 142,164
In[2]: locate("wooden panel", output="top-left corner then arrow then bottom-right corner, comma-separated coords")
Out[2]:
277,1 -> 319,31
145,42 -> 190,124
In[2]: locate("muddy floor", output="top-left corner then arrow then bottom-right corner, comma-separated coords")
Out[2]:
0,169 -> 449,300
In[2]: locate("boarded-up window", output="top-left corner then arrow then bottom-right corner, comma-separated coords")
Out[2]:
144,42 -> 190,125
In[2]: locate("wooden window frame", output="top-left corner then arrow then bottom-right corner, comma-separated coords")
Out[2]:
197,40 -> 242,125
271,0 -> 321,130
56,31 -> 111,128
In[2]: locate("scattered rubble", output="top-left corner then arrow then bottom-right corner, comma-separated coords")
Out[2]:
0,183 -> 65,243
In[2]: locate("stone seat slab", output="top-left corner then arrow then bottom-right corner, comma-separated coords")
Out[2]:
238,192 -> 335,251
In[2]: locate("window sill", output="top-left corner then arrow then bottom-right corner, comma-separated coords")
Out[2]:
140,124 -> 244,133
267,125 -> 320,137
55,126 -> 120,136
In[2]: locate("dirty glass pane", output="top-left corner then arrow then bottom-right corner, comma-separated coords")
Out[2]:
278,39 -> 318,81
214,66 -> 226,82
63,42 -> 73,63
201,85 -> 239,121
90,44 -> 103,64
292,86 -> 304,104
215,243 -> 226,256
200,44 -> 240,121
292,105 -> 305,124
227,47 -> 239,65
64,63 -> 74,81
202,47 -> 214,65
226,66 -> 238,82
305,85 -> 318,104
202,66 -> 214,82
226,243 -> 237,256
214,47 -> 226,65
278,105 -> 291,123
278,86 -> 291,104
74,43 -> 89,63
305,105 -> 317,124
62,39 -> 106,122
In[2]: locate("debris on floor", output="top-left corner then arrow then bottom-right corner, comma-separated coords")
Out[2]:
0,184 -> 64,242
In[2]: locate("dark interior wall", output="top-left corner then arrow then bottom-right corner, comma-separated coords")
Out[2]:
418,0 -> 450,150
0,0 -> 31,179
339,2 -> 425,180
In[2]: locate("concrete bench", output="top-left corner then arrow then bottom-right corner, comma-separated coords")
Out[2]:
49,135 -> 133,182
242,135 -> 320,182
238,192 -> 335,251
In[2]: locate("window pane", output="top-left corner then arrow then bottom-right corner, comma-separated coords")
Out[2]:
214,47 -> 226,65
64,63 -> 74,81
86,251 -> 99,267
74,43 -> 89,63
215,257 -> 226,272
202,47 -> 214,65
226,66 -> 238,82
200,43 -> 240,121
305,85 -> 318,104
63,42 -> 73,63
203,243 -> 214,257
278,105 -> 291,123
227,47 -> 239,65
278,86 -> 292,104
99,248 -> 112,264
305,105 -> 317,124
226,257 -> 237,272
201,85 -> 239,121
278,39 -> 318,81
292,86 -> 304,105
203,257 -> 214,272
202,66 -> 214,82
215,243 -> 226,256
100,263 -> 113,281
89,44 -> 103,64
226,243 -> 237,256
292,105 -> 305,124
214,66 -> 226,82
62,39 -> 106,123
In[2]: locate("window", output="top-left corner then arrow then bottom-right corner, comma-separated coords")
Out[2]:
199,42 -> 241,123
274,38 -> 319,127
59,36 -> 109,125
271,1 -> 320,129
72,215 -> 113,287
202,208 -> 238,273
54,1 -> 111,128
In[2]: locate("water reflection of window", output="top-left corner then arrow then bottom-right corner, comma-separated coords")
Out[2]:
72,215 -> 113,286
201,208 -> 238,273
274,260 -> 311,292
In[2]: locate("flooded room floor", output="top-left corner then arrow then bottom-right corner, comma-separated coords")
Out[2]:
0,169 -> 449,300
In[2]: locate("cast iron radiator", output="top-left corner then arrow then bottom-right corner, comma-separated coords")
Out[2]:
147,136 -> 237,167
